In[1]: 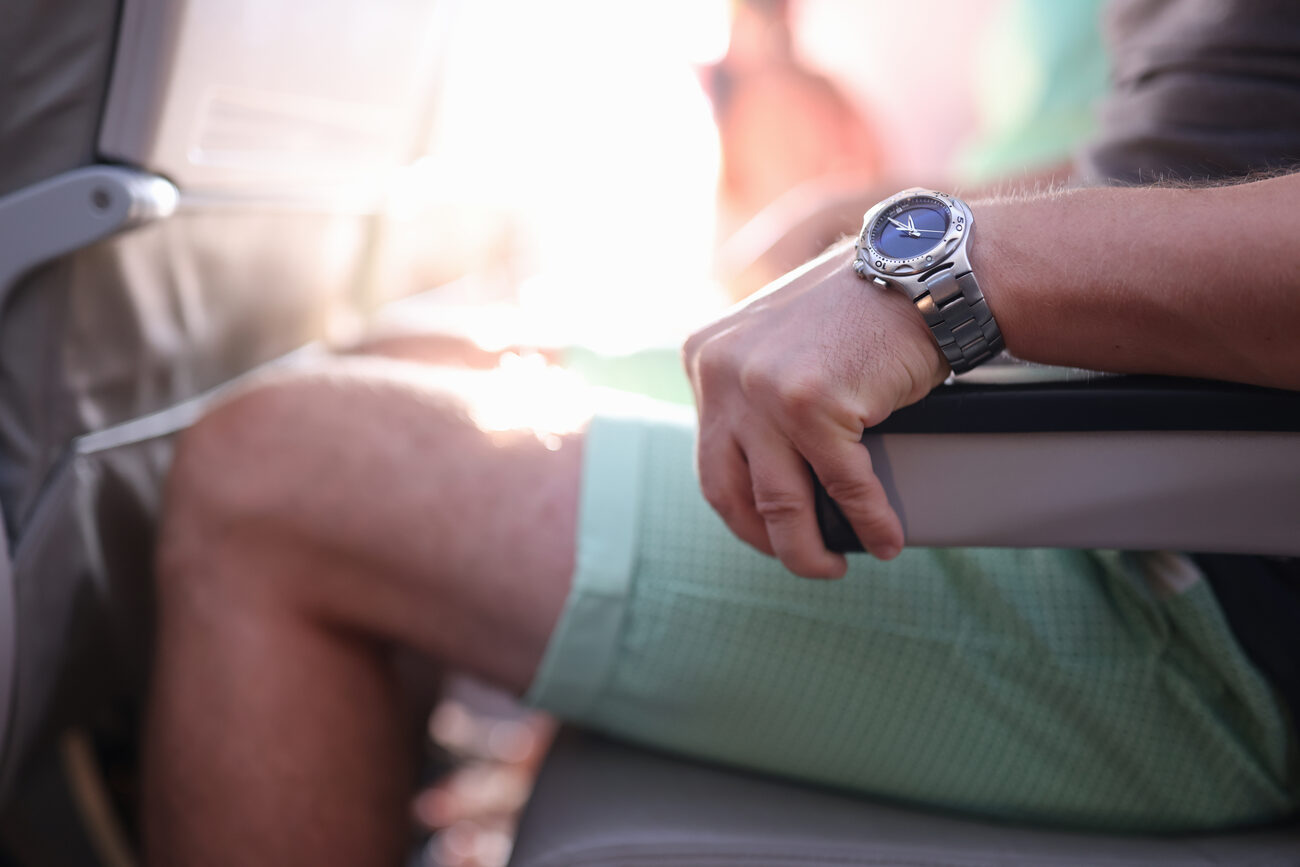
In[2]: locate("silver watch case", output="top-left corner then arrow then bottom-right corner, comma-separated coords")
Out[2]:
852,187 -> 974,302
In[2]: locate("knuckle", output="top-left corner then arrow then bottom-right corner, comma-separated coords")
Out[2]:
694,340 -> 739,390
682,328 -> 708,363
736,358 -> 782,400
751,486 -> 805,524
695,349 -> 725,384
736,360 -> 768,398
850,510 -> 900,547
777,376 -> 825,414
820,473 -> 879,507
740,361 -> 828,417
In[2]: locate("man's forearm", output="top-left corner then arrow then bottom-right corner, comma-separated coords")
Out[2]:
684,171 -> 1300,575
972,173 -> 1300,390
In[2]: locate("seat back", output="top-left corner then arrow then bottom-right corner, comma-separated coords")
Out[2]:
0,0 -> 445,803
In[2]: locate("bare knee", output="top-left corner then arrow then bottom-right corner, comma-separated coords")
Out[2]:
155,361 -> 583,691
166,379 -> 304,533
156,366 -> 468,612
157,377 -> 320,616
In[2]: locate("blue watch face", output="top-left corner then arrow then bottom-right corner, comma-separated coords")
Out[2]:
872,199 -> 949,260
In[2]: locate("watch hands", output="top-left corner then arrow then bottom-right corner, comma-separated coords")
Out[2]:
888,214 -> 943,238
905,215 -> 944,237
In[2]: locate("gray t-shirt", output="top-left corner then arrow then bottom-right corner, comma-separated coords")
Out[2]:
1078,0 -> 1300,731
1080,0 -> 1300,183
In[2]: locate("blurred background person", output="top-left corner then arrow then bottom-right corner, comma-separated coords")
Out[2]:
700,0 -> 882,238
715,0 -> 1108,298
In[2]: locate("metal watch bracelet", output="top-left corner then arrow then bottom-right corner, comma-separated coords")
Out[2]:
913,267 -> 1004,373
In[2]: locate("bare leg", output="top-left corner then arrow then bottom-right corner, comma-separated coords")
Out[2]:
144,360 -> 584,866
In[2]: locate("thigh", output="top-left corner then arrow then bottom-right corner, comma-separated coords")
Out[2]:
527,411 -> 1298,831
163,357 -> 589,695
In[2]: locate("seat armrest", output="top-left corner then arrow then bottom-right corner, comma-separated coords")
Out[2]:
874,375 -> 1300,435
816,376 -> 1300,555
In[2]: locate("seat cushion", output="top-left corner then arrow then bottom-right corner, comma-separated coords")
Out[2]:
509,729 -> 1300,867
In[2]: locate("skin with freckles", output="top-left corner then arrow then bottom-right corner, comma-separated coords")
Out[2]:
684,173 -> 1300,577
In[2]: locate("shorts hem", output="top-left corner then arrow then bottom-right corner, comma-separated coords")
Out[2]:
523,413 -> 648,718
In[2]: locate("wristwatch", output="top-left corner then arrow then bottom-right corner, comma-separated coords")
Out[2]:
852,188 -> 1003,374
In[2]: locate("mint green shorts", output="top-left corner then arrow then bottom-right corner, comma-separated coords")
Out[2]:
525,409 -> 1298,831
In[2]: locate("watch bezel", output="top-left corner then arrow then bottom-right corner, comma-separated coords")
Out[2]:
853,189 -> 970,281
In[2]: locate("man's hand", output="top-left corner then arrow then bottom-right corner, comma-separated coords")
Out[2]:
683,244 -> 948,578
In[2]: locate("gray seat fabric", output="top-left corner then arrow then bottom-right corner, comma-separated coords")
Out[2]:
509,730 -> 1300,866
0,0 -> 119,201
0,0 -> 444,811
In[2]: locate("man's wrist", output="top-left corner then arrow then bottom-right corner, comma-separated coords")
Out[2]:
963,199 -> 1020,359
834,248 -> 950,401
850,189 -> 1004,375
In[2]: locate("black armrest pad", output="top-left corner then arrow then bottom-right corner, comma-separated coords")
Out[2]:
874,376 -> 1300,434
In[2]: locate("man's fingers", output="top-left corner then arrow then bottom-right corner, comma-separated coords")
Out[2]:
805,438 -> 903,560
745,436 -> 847,579
696,431 -> 775,557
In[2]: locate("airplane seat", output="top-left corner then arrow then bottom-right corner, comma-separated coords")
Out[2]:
0,0 -> 446,857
